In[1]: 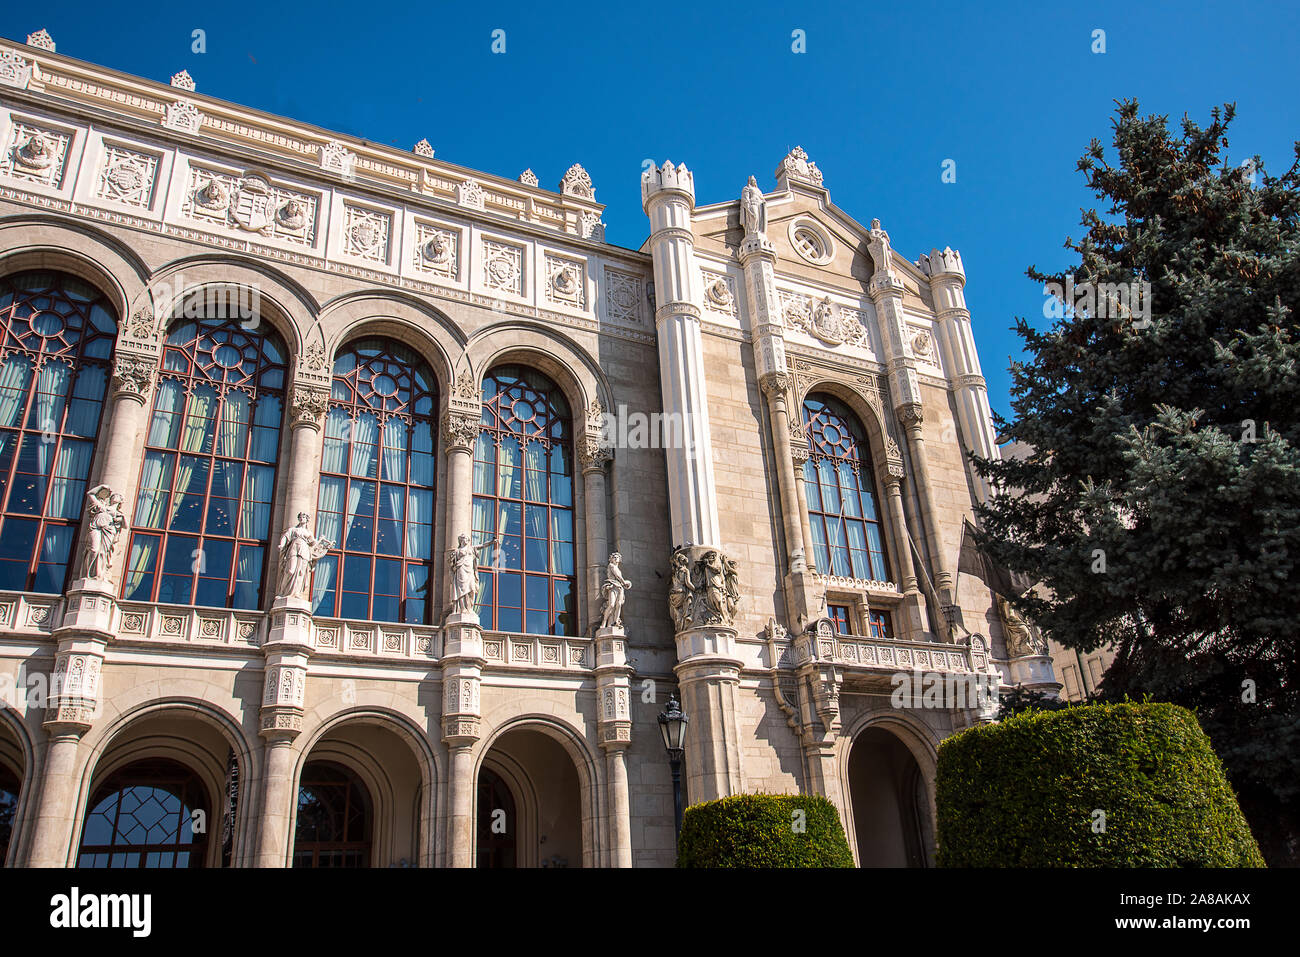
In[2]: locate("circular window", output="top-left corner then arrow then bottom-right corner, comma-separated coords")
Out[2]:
789,220 -> 834,265
30,312 -> 64,337
213,343 -> 243,369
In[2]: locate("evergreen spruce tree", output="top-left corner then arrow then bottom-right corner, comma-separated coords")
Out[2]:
972,101 -> 1300,864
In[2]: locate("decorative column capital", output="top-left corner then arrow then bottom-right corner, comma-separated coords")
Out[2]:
579,436 -> 613,474
43,639 -> 107,736
655,301 -> 701,325
759,371 -> 790,399
289,384 -> 331,431
111,353 -> 156,402
441,410 -> 480,452
790,422 -> 811,465
898,403 -> 925,428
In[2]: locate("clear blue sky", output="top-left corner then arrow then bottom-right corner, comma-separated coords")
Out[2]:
4,1 -> 1297,421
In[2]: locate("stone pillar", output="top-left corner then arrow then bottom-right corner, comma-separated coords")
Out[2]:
441,410 -> 479,610
441,613 -> 483,868
284,384 -> 330,527
253,598 -> 311,866
26,597 -> 111,866
867,220 -> 956,625
579,438 -> 612,631
790,620 -> 844,819
882,472 -> 928,639
594,624 -> 632,868
920,248 -> 1000,505
643,161 -> 743,802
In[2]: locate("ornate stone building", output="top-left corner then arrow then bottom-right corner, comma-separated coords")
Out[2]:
0,31 -> 1056,869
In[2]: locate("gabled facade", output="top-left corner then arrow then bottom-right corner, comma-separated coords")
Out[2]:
0,30 -> 1055,870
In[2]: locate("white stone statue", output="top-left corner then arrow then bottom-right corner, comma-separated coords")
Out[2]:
81,485 -> 125,581
998,595 -> 1046,657
599,551 -> 632,628
276,512 -> 332,600
447,533 -> 498,616
740,175 -> 767,236
667,549 -> 695,632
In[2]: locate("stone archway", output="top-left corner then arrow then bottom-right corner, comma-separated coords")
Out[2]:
475,727 -> 585,868
846,726 -> 933,867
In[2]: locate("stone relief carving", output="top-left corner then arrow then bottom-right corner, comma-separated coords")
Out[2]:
701,272 -> 736,316
604,268 -> 642,324
319,140 -> 355,175
998,595 -> 1047,658
81,485 -> 125,581
276,512 -> 332,600
413,138 -> 434,157
113,354 -> 156,397
599,552 -> 632,629
780,291 -> 869,348
290,386 -> 330,428
518,169 -> 538,187
184,167 -> 318,246
343,205 -> 391,262
482,239 -> 523,295
441,410 -> 480,450
667,546 -> 742,631
98,145 -> 158,207
2,124 -> 69,186
163,100 -> 203,134
170,70 -> 195,91
546,255 -> 586,308
457,179 -> 485,210
26,30 -> 56,51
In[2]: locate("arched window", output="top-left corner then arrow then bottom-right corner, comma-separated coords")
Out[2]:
293,761 -> 372,868
122,314 -> 286,609
473,366 -> 575,636
803,394 -> 889,581
311,338 -> 437,624
0,271 -> 115,593
76,758 -> 210,868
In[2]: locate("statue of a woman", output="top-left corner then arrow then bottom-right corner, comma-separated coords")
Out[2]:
277,512 -> 332,600
741,175 -> 767,237
600,551 -> 633,629
82,485 -> 125,581
701,550 -> 727,622
667,550 -> 694,632
447,533 -> 498,615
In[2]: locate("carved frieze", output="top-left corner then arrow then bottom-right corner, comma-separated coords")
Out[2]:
414,222 -> 457,278
2,123 -> 69,186
604,268 -> 643,324
184,166 -> 318,246
97,144 -> 159,208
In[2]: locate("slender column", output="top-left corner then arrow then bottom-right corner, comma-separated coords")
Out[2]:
604,748 -> 632,868
444,743 -> 476,867
883,473 -> 928,640
921,248 -> 1000,504
867,221 -> 955,616
580,441 -> 612,629
253,737 -> 298,866
283,384 -> 330,525
441,410 -> 479,608
643,161 -> 743,803
25,733 -> 84,867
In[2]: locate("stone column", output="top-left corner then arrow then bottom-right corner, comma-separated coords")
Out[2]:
867,220 -> 956,626
882,472 -> 928,640
579,438 -> 612,631
441,615 -> 483,868
643,161 -> 743,802
441,410 -> 479,610
594,624 -> 632,868
920,248 -> 1000,505
284,384 -> 330,528
253,599 -> 311,866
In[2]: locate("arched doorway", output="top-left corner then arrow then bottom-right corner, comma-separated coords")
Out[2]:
76,758 -> 209,868
476,727 -> 585,868
476,767 -> 517,868
847,727 -> 932,867
293,761 -> 372,868
0,762 -> 19,865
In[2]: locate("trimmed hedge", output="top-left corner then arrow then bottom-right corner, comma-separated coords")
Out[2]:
676,793 -> 854,868
935,701 -> 1265,867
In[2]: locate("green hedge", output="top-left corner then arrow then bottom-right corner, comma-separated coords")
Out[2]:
935,701 -> 1264,867
676,793 -> 854,867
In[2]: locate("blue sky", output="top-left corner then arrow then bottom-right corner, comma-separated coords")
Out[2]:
3,1 -> 1297,421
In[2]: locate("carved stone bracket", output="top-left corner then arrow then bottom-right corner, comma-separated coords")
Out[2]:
759,371 -> 790,399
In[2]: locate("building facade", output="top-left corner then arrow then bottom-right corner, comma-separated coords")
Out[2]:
0,30 -> 1056,869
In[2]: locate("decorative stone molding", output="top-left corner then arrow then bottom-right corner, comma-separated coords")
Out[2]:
481,238 -> 522,295
779,291 -> 868,348
775,146 -> 824,189
641,160 -> 695,206
112,354 -> 156,398
126,307 -> 157,341
303,341 -> 327,373
898,403 -> 925,427
441,410 -> 480,451
758,371 -> 790,398
559,163 -> 595,199
545,254 -> 587,308
518,168 -> 538,187
170,70 -> 195,91
319,140 -> 356,175
667,546 -> 742,632
789,422 -> 811,465
578,437 -> 613,473
917,246 -> 964,280
701,271 -> 736,316
343,204 -> 392,263
413,138 -> 434,157
26,30 -> 56,52
414,222 -> 457,277
163,99 -> 203,134
579,211 -> 605,242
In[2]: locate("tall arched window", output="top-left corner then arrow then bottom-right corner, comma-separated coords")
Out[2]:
122,314 -> 286,609
310,338 -> 437,624
803,394 -> 889,581
0,271 -> 115,593
293,761 -> 372,868
76,758 -> 210,868
473,366 -> 575,636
